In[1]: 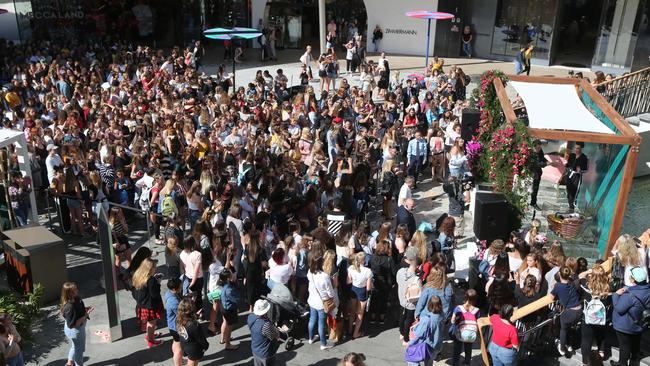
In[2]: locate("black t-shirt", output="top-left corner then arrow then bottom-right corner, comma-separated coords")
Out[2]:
63,296 -> 86,328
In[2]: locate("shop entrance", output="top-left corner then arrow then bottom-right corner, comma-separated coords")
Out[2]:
551,0 -> 605,67
262,0 -> 366,49
264,0 -> 319,49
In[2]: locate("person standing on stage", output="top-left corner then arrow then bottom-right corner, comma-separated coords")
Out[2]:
565,143 -> 588,212
530,140 -> 547,211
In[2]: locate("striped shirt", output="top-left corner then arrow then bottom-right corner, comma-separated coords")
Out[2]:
326,211 -> 346,236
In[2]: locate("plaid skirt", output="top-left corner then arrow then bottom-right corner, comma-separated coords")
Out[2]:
137,305 -> 162,322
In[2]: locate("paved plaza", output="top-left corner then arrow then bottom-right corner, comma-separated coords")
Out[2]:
18,48 -> 650,366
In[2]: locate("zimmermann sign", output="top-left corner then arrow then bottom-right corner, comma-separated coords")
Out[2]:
385,29 -> 418,35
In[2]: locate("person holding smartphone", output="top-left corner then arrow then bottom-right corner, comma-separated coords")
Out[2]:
60,282 -> 93,366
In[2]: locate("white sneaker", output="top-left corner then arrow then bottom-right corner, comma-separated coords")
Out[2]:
556,339 -> 565,356
320,343 -> 334,350
308,335 -> 319,345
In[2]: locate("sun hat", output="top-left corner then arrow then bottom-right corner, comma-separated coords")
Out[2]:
253,299 -> 271,316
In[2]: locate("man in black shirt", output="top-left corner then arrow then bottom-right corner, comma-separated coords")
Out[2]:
530,140 -> 548,211
565,143 -> 588,212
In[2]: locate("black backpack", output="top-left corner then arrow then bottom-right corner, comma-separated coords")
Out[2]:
610,256 -> 625,292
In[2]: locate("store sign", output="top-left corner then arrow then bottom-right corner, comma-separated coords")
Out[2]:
32,11 -> 84,19
30,0 -> 84,20
385,28 -> 418,36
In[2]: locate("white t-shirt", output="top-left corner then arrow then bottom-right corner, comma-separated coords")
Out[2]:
269,262 -> 294,285
398,183 -> 412,207
348,266 -> 373,288
208,260 -> 224,293
45,154 -> 63,183
180,250 -> 203,279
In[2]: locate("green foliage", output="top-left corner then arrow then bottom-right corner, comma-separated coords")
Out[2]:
472,70 -> 534,228
0,283 -> 44,339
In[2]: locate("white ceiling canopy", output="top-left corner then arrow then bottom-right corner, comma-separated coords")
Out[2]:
510,81 -> 616,135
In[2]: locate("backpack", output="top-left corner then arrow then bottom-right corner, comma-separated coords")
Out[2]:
139,185 -> 152,211
610,256 -> 625,292
405,279 -> 422,304
161,195 -> 178,218
583,296 -> 607,326
455,306 -> 479,343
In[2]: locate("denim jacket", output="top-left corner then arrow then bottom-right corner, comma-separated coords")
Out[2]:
408,312 -> 442,351
415,286 -> 453,321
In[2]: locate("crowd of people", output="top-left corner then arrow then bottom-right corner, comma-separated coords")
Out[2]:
1,30 -> 649,366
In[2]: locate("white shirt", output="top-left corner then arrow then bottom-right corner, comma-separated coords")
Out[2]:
307,271 -> 336,310
398,183 -> 412,207
180,250 -> 203,279
45,153 -> 63,183
348,266 -> 373,288
269,261 -> 293,285
208,260 -> 224,293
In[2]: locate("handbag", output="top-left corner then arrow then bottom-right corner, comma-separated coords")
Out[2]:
404,318 -> 432,363
405,342 -> 432,363
311,272 -> 336,313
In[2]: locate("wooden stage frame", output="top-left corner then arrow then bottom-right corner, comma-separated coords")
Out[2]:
493,75 -> 642,258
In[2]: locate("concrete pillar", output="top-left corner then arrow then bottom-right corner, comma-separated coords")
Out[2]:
604,0 -> 640,67
319,0 -> 326,54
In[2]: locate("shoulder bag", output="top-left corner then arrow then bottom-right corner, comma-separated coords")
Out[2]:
311,272 -> 336,313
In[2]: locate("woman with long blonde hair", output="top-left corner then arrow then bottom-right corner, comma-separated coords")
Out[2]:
347,252 -> 373,339
544,240 -> 567,293
132,258 -> 163,348
416,267 -> 452,321
516,253 -> 543,288
613,234 -> 647,287
410,230 -> 429,264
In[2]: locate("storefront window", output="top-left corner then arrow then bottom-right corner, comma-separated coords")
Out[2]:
264,0 -> 318,49
490,0 -> 557,61
592,0 -> 646,70
13,0 -> 33,41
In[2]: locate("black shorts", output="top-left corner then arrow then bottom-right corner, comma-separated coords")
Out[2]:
222,307 -> 238,325
184,347 -> 205,361
169,329 -> 180,342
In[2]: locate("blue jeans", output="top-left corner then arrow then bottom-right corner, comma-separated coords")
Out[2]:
488,343 -> 516,366
308,307 -> 327,346
407,358 -> 434,366
462,42 -> 472,57
64,322 -> 86,366
13,206 -> 28,226
6,352 -> 24,366
514,60 -> 523,75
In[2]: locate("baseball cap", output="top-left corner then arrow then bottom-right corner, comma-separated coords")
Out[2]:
46,144 -> 58,151
404,246 -> 419,263
630,267 -> 647,283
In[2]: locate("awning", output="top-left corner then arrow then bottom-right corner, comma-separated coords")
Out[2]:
510,81 -> 615,134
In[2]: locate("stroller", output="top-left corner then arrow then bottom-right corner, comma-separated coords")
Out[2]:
264,283 -> 308,350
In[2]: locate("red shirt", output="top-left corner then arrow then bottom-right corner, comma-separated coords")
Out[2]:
489,314 -> 519,348
404,115 -> 417,127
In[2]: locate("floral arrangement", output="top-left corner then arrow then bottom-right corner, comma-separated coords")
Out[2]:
465,140 -> 482,169
486,120 -> 534,214
470,69 -> 534,221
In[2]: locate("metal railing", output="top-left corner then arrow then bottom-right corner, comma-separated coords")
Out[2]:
596,66 -> 650,118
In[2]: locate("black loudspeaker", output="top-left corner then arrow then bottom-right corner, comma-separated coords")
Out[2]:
473,192 -> 510,243
461,109 -> 480,142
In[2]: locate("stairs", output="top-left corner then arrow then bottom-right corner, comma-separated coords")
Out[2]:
523,180 -> 600,261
